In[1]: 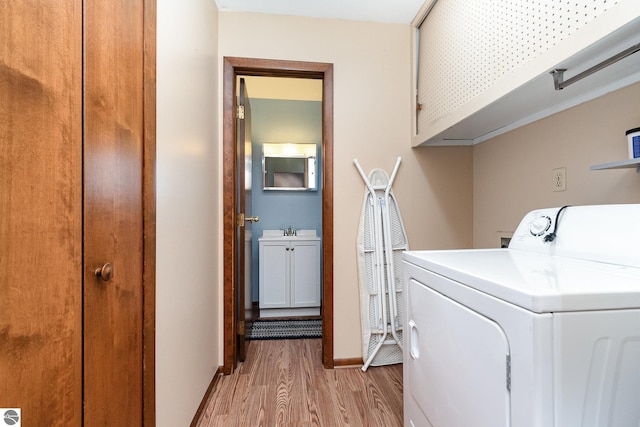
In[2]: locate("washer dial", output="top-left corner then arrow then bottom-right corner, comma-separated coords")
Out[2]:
530,215 -> 552,236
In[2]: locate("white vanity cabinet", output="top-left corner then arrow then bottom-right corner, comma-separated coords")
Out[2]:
259,231 -> 321,318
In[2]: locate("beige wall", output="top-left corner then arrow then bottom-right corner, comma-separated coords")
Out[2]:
151,5 -> 640,422
156,0 -> 219,425
474,82 -> 640,248
218,12 -> 473,360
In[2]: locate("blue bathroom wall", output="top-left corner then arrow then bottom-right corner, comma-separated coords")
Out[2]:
249,98 -> 323,301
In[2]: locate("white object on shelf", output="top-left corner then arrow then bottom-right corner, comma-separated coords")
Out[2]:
259,231 -> 320,318
627,127 -> 640,159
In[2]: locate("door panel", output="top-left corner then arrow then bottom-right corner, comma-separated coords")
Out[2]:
236,77 -> 257,361
407,279 -> 511,427
236,77 -> 248,361
291,241 -> 321,307
1,2 -> 151,425
83,0 -> 144,424
259,242 -> 290,308
0,2 -> 83,426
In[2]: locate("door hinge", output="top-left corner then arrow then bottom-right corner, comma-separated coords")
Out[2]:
237,105 -> 245,119
238,320 -> 245,335
237,212 -> 245,227
506,354 -> 511,391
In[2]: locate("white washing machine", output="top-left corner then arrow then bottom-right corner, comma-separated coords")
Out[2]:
402,204 -> 640,427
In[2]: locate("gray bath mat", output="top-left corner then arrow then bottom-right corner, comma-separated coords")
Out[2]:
247,319 -> 322,340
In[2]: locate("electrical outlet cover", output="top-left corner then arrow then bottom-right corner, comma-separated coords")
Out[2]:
553,167 -> 566,192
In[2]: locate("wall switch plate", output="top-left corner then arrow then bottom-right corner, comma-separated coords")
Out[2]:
553,167 -> 566,192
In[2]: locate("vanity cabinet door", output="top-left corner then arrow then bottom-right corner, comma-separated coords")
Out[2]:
290,240 -> 321,308
259,241 -> 290,308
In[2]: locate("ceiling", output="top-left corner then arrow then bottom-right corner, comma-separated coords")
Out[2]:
214,0 -> 426,24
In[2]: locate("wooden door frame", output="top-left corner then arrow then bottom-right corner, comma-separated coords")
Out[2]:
142,0 -> 157,424
222,57 -> 334,373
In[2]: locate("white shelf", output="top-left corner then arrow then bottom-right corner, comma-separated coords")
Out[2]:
590,158 -> 640,171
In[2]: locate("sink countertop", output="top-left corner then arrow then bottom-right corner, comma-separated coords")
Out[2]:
260,229 -> 320,240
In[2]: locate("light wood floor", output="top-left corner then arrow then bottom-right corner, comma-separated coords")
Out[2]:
197,339 -> 403,427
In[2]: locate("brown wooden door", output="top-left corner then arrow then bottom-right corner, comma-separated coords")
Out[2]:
236,77 -> 260,363
1,1 -> 151,425
0,2 -> 83,426
237,78 -> 249,361
83,0 -> 144,424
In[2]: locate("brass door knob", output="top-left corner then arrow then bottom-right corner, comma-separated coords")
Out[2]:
245,216 -> 259,223
94,263 -> 114,282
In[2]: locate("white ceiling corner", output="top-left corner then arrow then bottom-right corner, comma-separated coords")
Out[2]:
214,0 -> 426,24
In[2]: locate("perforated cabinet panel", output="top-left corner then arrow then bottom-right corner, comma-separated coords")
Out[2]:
416,0 -> 622,134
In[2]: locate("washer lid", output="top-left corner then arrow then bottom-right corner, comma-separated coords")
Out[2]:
403,249 -> 640,313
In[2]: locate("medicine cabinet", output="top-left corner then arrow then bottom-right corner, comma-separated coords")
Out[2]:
262,143 -> 317,191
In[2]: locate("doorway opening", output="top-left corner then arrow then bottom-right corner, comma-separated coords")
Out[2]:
240,76 -> 322,326
222,57 -> 334,373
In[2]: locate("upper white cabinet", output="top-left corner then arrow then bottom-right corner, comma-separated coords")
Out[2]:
411,0 -> 640,146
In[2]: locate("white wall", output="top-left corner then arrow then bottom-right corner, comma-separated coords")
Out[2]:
156,0 -> 219,425
218,12 -> 473,361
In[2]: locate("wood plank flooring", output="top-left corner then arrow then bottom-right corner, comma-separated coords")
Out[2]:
197,339 -> 403,427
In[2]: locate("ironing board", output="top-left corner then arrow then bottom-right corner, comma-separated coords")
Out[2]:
354,158 -> 408,370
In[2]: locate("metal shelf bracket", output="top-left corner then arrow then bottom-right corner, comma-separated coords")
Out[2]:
551,42 -> 640,90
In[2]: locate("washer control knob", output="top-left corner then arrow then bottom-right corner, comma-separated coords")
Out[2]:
530,216 -> 552,236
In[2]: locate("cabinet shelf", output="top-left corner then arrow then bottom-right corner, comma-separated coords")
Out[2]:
590,158 -> 640,172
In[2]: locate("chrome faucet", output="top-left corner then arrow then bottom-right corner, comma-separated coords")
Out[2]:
284,226 -> 296,236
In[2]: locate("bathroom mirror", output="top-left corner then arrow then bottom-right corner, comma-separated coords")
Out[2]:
262,143 -> 317,191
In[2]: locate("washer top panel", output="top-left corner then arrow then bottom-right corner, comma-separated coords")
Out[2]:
403,249 -> 640,313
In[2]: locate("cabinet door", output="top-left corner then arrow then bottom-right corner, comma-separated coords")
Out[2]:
290,241 -> 320,307
0,2 -> 83,425
259,241 -> 290,308
83,0 -> 145,424
2,2 -> 151,425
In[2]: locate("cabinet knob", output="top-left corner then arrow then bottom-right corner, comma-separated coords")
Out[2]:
94,263 -> 114,282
